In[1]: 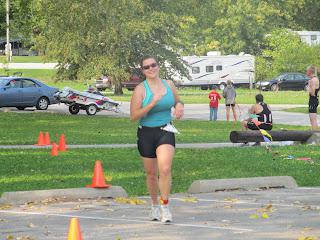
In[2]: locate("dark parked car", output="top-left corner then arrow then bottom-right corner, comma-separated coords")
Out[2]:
0,77 -> 59,110
256,73 -> 310,91
122,68 -> 144,91
122,74 -> 143,91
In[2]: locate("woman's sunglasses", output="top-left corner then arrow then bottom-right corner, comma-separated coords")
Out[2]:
142,63 -> 158,70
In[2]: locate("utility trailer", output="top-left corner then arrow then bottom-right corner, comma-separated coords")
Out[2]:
54,87 -> 120,115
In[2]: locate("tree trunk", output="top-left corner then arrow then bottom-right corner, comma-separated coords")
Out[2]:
229,130 -> 317,143
113,82 -> 123,95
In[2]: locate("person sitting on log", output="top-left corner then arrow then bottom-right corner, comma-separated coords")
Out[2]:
241,94 -> 273,131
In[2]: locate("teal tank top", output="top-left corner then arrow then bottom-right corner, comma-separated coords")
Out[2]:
139,79 -> 175,127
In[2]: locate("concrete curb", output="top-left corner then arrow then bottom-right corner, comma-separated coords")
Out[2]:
188,176 -> 298,194
0,186 -> 127,205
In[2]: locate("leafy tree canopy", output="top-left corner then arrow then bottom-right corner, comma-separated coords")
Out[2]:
1,0 -> 320,91
256,29 -> 320,80
33,0 -> 193,94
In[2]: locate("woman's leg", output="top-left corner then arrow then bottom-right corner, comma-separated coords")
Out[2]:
156,144 -> 175,201
231,106 -> 237,121
142,157 -> 159,205
156,144 -> 175,222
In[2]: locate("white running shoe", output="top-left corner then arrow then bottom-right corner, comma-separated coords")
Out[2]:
150,205 -> 161,221
160,205 -> 173,223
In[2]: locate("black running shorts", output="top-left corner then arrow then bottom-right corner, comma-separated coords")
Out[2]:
225,104 -> 235,107
309,96 -> 319,113
137,125 -> 175,158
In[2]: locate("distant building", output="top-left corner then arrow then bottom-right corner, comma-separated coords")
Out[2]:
294,31 -> 320,45
0,38 -> 38,56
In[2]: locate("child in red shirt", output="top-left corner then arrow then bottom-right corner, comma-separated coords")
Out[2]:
208,85 -> 221,121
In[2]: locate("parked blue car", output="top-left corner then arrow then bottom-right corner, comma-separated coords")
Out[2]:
0,77 -> 59,110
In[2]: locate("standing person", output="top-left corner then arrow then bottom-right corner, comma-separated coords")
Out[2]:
130,55 -> 184,223
208,85 -> 221,121
306,65 -> 320,130
223,80 -> 237,121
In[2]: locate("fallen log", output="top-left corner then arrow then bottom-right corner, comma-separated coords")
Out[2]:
229,130 -> 317,143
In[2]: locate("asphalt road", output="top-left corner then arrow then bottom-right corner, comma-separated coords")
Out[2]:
1,188 -> 320,240
1,102 -> 311,127
1,103 -> 318,240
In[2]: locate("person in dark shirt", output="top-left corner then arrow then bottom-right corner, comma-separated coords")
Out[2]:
241,94 -> 272,131
306,65 -> 320,130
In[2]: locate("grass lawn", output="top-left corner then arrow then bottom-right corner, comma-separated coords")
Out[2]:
1,146 -> 319,196
0,69 -> 88,90
180,87 -> 309,105
0,69 -> 57,82
0,56 -> 55,63
282,107 -> 320,115
97,88 -> 309,105
0,112 -> 310,145
0,112 -> 318,196
109,88 -> 309,105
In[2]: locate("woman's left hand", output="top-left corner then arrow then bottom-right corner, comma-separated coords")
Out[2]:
174,102 -> 184,119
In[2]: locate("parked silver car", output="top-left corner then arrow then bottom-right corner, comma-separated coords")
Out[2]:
95,76 -> 112,91
0,77 -> 59,110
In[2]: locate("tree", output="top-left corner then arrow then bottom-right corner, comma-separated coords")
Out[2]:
0,1 -> 6,37
0,0 -> 42,54
34,0 -> 193,94
293,0 -> 320,31
161,0 -> 222,56
256,29 -> 320,80
211,0 -> 305,55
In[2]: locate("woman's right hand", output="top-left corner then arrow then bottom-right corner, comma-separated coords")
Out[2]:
151,93 -> 163,106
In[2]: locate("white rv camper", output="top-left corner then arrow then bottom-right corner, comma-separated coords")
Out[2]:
175,52 -> 255,90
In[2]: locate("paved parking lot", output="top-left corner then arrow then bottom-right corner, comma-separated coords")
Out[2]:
0,103 -> 312,126
1,187 -> 319,240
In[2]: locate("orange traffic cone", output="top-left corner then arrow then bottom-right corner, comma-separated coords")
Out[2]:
67,218 -> 83,240
58,134 -> 67,151
86,160 -> 111,188
51,142 -> 58,156
35,131 -> 45,146
44,132 -> 51,145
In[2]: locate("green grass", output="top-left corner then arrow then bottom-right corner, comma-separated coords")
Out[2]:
282,107 -> 320,115
172,88 -> 309,105
0,112 -> 318,196
109,88 -> 309,105
1,146 -> 319,196
0,112 -> 310,145
0,69 -> 57,82
0,56 -> 55,63
66,87 -> 309,104
0,69 -> 92,90
72,87 -> 309,105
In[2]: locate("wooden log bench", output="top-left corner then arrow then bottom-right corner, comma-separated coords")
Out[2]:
229,130 -> 318,143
